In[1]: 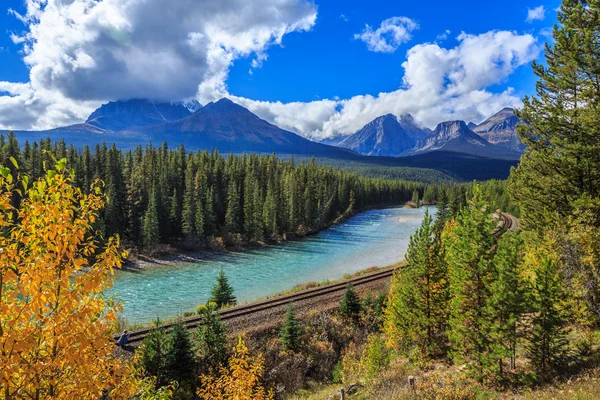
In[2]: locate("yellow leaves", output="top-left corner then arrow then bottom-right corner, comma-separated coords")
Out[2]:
0,164 -> 136,399
198,336 -> 274,400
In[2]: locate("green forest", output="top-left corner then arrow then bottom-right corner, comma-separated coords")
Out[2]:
0,135 -> 452,251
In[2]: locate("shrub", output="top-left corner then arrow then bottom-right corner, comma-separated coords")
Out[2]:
361,334 -> 391,383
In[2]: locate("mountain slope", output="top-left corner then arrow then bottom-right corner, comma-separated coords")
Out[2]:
473,108 -> 524,152
337,114 -> 415,156
127,98 -> 355,156
86,99 -> 194,131
337,114 -> 429,157
409,120 -> 520,159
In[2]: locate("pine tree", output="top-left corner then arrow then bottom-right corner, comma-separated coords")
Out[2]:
279,304 -> 303,352
443,185 -> 497,379
508,0 -> 600,327
225,179 -> 242,234
209,270 -> 237,308
385,209 -> 448,357
486,233 -> 527,378
143,189 -> 161,249
411,189 -> 420,207
194,302 -> 228,373
166,321 -> 195,384
340,283 -> 362,319
526,237 -> 569,378
139,320 -> 170,389
182,162 -> 196,236
510,1 -> 600,232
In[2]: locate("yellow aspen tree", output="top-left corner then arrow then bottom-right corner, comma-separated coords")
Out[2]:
0,158 -> 136,399
198,336 -> 274,400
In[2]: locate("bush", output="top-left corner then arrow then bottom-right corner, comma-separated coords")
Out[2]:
361,334 -> 391,382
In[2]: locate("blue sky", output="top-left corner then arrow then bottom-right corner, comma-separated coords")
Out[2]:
0,0 -> 559,137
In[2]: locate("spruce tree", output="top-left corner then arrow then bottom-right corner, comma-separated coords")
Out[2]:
279,304 -> 303,352
527,249 -> 569,378
139,320 -> 170,389
487,233 -> 527,378
143,189 -> 161,249
182,163 -> 196,236
166,321 -> 195,384
508,0 -> 600,326
510,0 -> 600,232
340,283 -> 362,319
385,210 -> 448,357
411,189 -> 420,207
443,185 -> 497,379
209,270 -> 237,308
194,302 -> 228,373
225,179 -> 241,234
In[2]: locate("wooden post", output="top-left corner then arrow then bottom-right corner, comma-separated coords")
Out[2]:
340,387 -> 345,399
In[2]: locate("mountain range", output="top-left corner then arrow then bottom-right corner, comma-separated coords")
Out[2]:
5,98 -> 523,180
330,109 -> 522,160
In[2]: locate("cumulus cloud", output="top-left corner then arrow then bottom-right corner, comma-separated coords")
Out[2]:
1,1 -> 541,142
339,14 -> 349,22
228,31 -> 540,139
526,6 -> 546,23
1,0 -> 316,130
354,17 -> 419,53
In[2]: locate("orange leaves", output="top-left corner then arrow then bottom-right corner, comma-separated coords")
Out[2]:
0,161 -> 136,399
198,336 -> 274,400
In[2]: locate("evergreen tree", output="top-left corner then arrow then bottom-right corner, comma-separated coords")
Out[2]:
194,302 -> 228,373
340,283 -> 362,319
526,239 -> 569,378
139,320 -> 170,389
487,233 -> 527,378
443,185 -> 497,379
182,162 -> 196,236
225,179 -> 242,234
166,321 -> 195,384
385,210 -> 448,357
209,270 -> 237,308
279,304 -> 303,352
143,189 -> 161,249
411,189 -> 420,207
509,0 -> 600,327
510,0 -> 600,231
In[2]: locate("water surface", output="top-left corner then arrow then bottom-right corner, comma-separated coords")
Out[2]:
112,206 -> 434,324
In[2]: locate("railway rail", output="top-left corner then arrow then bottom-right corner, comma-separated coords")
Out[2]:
116,211 -> 518,347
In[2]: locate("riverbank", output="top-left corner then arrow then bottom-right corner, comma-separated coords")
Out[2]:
112,206 -> 432,324
122,203 -> 415,271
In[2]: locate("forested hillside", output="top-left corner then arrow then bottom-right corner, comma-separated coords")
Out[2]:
0,133 -> 438,251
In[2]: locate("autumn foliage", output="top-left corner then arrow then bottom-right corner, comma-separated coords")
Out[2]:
0,158 -> 135,399
198,336 -> 273,400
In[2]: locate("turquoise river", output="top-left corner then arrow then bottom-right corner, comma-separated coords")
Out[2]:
112,206 -> 434,324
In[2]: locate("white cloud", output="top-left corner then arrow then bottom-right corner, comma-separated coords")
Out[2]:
526,6 -> 546,23
354,17 -> 418,53
226,30 -> 540,139
339,14 -> 349,22
0,2 -> 541,141
0,0 -> 316,130
436,30 -> 451,41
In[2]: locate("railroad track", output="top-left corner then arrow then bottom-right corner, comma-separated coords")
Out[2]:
120,266 -> 396,345
117,211 -> 518,346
